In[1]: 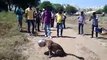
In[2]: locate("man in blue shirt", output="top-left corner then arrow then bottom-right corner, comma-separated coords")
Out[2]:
89,12 -> 99,38
16,6 -> 24,32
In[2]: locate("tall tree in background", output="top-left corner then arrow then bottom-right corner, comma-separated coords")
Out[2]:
65,5 -> 77,15
53,4 -> 64,12
103,5 -> 107,13
0,0 -> 40,12
12,0 -> 40,9
38,1 -> 53,11
0,0 -> 8,11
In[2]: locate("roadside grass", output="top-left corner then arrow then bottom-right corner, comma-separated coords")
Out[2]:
0,11 -> 29,60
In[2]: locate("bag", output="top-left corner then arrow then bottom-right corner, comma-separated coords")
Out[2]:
95,27 -> 102,33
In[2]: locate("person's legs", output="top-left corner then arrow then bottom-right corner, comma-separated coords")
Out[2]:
37,21 -> 40,31
57,23 -> 60,37
60,23 -> 63,36
34,20 -> 37,31
17,20 -> 20,30
42,22 -> 44,30
17,17 -> 22,31
47,24 -> 51,37
36,18 -> 40,31
95,26 -> 98,38
81,24 -> 84,34
63,20 -> 66,28
91,25 -> 94,38
51,19 -> 54,27
78,23 -> 81,34
27,20 -> 31,33
31,20 -> 35,34
44,24 -> 48,37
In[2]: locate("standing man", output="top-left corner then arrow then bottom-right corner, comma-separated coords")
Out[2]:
41,9 -> 45,30
56,11 -> 64,37
78,11 -> 85,35
89,12 -> 99,38
42,7 -> 52,38
35,8 -> 41,31
62,11 -> 66,29
51,12 -> 55,27
25,5 -> 35,35
15,6 -> 24,32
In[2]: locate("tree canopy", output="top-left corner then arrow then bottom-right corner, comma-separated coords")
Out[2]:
53,4 -> 64,12
0,0 -> 40,11
103,5 -> 107,13
65,5 -> 77,14
38,1 -> 53,11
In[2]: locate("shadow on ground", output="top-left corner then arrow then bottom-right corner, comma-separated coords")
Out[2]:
66,27 -> 73,29
44,51 -> 84,60
37,35 -> 45,37
52,36 -> 76,39
84,33 -> 91,36
98,37 -> 107,40
21,30 -> 28,33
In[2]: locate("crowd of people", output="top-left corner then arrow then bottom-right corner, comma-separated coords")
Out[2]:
78,11 -> 102,38
15,5 -> 67,38
15,5 -> 104,39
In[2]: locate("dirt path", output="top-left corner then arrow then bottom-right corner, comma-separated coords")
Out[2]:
24,24 -> 107,60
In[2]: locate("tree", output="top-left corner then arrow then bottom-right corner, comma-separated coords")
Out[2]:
96,9 -> 103,14
0,0 -> 8,11
103,5 -> 107,13
65,5 -> 77,14
0,0 -> 40,11
12,0 -> 40,9
53,4 -> 64,12
38,1 -> 53,11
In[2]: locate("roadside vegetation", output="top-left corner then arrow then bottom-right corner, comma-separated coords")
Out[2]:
0,11 -> 29,60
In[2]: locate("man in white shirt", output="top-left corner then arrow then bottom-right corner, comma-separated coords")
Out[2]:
78,11 -> 85,34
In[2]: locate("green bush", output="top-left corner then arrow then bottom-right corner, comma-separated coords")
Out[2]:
0,12 -> 29,60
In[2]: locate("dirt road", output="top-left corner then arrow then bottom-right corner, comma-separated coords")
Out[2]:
24,24 -> 107,60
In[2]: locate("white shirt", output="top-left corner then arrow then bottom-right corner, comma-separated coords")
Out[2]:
78,15 -> 85,24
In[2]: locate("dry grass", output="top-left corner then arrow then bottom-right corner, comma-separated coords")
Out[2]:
0,11 -> 29,60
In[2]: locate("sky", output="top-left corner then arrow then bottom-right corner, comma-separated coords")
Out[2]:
41,0 -> 107,8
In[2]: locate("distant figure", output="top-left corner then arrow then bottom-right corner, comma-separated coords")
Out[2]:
102,12 -> 105,16
42,7 -> 52,38
89,12 -> 99,38
56,11 -> 64,37
51,12 -> 55,27
78,11 -> 85,35
41,9 -> 45,30
35,8 -> 41,31
15,6 -> 24,32
25,5 -> 35,35
62,11 -> 67,29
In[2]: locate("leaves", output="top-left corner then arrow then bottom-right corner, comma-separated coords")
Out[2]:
65,5 -> 77,14
103,5 -> 107,13
38,1 -> 53,11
